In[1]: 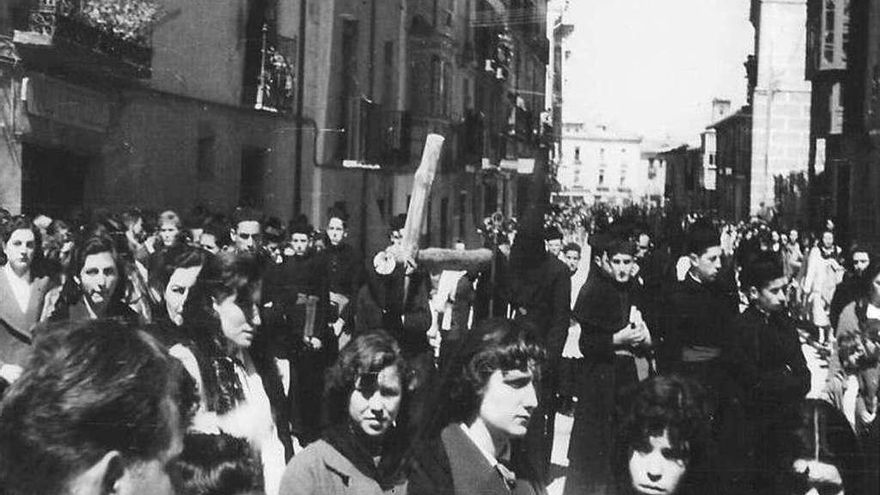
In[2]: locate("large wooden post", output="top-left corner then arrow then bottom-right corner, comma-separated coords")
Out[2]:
378,133 -> 494,273
401,134 -> 444,257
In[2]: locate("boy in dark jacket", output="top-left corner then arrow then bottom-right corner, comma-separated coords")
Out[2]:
565,234 -> 651,495
724,252 -> 810,495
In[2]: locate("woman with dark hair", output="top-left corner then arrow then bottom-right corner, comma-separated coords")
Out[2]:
43,233 -> 138,323
408,317 -> 546,495
170,250 -> 290,495
774,399 -> 865,495
615,375 -> 712,495
0,215 -> 54,383
147,248 -> 208,346
279,330 -> 411,494
150,248 -> 208,326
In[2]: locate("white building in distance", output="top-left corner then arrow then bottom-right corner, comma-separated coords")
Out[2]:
555,122 -> 661,207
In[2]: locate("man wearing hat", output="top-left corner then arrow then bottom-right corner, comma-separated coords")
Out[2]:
545,225 -> 564,258
565,234 -> 652,495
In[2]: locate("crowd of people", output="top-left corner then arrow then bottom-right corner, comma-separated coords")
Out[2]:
0,202 -> 878,495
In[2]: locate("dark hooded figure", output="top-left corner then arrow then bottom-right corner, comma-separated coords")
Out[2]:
506,162 -> 570,484
564,234 -> 652,495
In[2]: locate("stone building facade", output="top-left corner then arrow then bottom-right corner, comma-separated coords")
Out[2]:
748,0 -> 813,223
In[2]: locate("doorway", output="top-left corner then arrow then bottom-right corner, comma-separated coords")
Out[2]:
21,143 -> 89,219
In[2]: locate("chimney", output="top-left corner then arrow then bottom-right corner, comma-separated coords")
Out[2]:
711,98 -> 731,123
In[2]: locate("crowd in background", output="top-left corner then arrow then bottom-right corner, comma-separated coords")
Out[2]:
0,202 -> 878,495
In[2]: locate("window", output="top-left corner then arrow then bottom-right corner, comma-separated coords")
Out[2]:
197,135 -> 215,181
820,0 -> 849,70
830,82 -> 844,134
241,0 -> 273,107
709,154 -> 715,165
573,169 -> 581,186
574,146 -> 580,162
599,148 -> 605,163
430,56 -> 448,116
338,19 -> 359,157
598,169 -> 605,185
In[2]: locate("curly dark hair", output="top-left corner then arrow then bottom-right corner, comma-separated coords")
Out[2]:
616,375 -> 712,492
323,330 -> 412,427
429,317 -> 545,431
0,215 -> 44,273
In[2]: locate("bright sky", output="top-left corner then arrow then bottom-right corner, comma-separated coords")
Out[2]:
562,0 -> 754,143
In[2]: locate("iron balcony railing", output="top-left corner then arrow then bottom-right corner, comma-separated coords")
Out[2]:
253,25 -> 295,113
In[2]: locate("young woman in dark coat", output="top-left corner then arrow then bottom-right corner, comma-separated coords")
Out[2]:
408,317 -> 547,495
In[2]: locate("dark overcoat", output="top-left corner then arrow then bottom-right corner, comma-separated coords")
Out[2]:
565,267 -> 640,495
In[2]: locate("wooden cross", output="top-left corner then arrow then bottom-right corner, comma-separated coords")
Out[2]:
389,133 -> 495,273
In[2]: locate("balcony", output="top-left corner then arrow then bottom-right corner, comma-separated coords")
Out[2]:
12,0 -> 155,78
342,99 -> 409,168
251,30 -> 295,113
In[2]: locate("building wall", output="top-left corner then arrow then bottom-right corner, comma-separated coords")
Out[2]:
150,0 -> 247,106
662,146 -> 706,213
713,108 -> 753,222
556,123 -> 644,205
837,0 -> 880,247
2,0 -> 546,252
749,0 -> 812,220
0,1 -> 302,220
